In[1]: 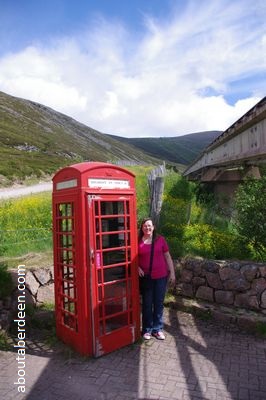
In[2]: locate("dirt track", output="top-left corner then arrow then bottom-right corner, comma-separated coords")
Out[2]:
0,182 -> 52,200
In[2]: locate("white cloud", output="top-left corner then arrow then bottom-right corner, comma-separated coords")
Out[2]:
0,0 -> 265,137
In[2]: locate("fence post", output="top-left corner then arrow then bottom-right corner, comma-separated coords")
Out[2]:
148,163 -> 166,226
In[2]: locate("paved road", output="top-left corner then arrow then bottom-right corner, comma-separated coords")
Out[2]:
0,182 -> 52,200
1,308 -> 266,400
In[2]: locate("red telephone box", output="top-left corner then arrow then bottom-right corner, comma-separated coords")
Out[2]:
52,162 -> 140,357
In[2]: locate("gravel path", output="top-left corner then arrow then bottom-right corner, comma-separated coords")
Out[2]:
0,182 -> 52,200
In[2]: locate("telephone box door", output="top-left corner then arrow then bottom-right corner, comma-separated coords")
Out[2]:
88,194 -> 139,357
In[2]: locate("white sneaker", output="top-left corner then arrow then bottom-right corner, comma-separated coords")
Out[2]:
143,332 -> 152,340
152,331 -> 165,340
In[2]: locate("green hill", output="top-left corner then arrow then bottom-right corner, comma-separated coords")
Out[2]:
0,90 -> 221,185
0,91 -> 160,184
108,131 -> 221,165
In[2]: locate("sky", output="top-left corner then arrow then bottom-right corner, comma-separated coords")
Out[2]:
0,0 -> 265,138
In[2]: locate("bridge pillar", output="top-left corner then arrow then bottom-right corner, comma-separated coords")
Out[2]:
212,166 -> 261,209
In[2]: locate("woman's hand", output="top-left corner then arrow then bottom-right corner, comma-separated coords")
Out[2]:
164,251 -> 176,287
138,267 -> 145,277
168,272 -> 176,287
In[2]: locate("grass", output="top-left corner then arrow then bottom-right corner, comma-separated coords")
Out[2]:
0,191 -> 52,258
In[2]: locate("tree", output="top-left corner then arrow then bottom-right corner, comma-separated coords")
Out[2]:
234,176 -> 266,261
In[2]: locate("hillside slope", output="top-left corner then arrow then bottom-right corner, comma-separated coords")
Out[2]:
109,131 -> 222,165
0,91 -> 160,183
0,90 -> 221,185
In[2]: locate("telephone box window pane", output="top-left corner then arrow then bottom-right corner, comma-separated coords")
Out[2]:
100,201 -> 127,216
60,250 -> 74,264
105,313 -> 128,333
58,203 -> 73,217
59,218 -> 72,232
60,234 -> 73,248
99,303 -> 103,318
56,201 -> 78,333
102,232 -> 126,249
103,249 -> 126,266
101,216 -> 127,231
99,321 -> 104,336
97,269 -> 102,284
63,266 -> 74,280
95,202 -> 99,216
63,280 -> 75,290
103,266 -> 126,282
96,219 -> 100,234
63,314 -> 77,331
125,232 -> 131,247
96,235 -> 100,250
104,298 -> 127,316
98,286 -> 102,301
63,299 -> 76,314
117,201 -> 125,214
104,282 -> 126,299
66,203 -> 72,216
101,217 -> 120,233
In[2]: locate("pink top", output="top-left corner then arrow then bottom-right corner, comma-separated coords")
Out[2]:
138,235 -> 169,279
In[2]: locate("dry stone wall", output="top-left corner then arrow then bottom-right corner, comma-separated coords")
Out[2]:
22,267 -> 54,305
0,266 -> 54,330
176,257 -> 266,313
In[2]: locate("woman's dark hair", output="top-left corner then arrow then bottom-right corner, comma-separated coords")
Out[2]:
138,217 -> 158,241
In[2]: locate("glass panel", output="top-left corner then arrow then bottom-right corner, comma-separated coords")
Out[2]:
99,303 -> 103,318
104,298 -> 127,316
103,249 -> 126,266
99,321 -> 104,336
63,266 -> 74,280
58,203 -> 73,217
63,314 -> 77,331
98,286 -> 102,301
127,263 -> 131,278
60,234 -> 73,248
126,233 -> 131,246
126,202 -> 129,214
60,249 -> 74,264
96,235 -> 100,250
102,232 -> 125,249
95,202 -> 99,216
60,218 -> 73,232
104,282 -> 126,300
63,299 -> 76,314
105,313 -> 128,333
100,201 -> 126,216
97,269 -> 102,284
101,217 -> 125,232
103,266 -> 126,282
56,202 -> 78,332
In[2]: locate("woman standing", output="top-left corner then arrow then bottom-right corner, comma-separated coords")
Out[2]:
138,218 -> 176,340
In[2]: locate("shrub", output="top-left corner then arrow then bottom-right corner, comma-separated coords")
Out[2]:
234,176 -> 266,261
182,224 -> 251,260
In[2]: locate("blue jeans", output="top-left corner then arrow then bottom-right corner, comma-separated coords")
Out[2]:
141,276 -> 168,334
